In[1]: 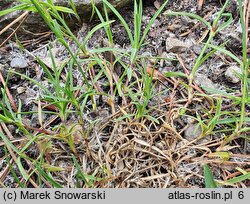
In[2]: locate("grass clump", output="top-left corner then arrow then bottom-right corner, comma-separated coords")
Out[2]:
0,0 -> 249,187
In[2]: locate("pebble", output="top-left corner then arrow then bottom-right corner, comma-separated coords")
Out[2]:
10,57 -> 28,68
184,123 -> 202,141
7,125 -> 15,135
224,65 -> 242,83
184,123 -> 210,144
16,86 -> 26,94
152,19 -> 161,27
194,73 -> 216,89
166,37 -> 192,53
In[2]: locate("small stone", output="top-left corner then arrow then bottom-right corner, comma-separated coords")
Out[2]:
166,37 -> 192,53
117,160 -> 125,171
16,86 -> 26,94
152,19 -> 160,27
224,65 -> 242,83
184,123 -> 202,141
194,73 -> 216,89
7,124 -> 16,135
10,57 -> 28,68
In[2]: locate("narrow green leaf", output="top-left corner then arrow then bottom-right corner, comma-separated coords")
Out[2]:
205,43 -> 243,66
164,10 -> 212,31
82,20 -> 115,49
4,147 -> 25,188
34,163 -> 62,188
102,0 -> 133,44
225,172 -> 250,185
17,157 -> 29,181
72,155 -> 90,187
139,0 -> 170,48
0,4 -> 34,17
0,132 -> 20,154
164,71 -> 187,78
204,164 -> 217,188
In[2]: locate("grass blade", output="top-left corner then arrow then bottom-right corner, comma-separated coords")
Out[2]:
34,163 -> 62,188
204,164 -> 217,188
102,0 -> 133,44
